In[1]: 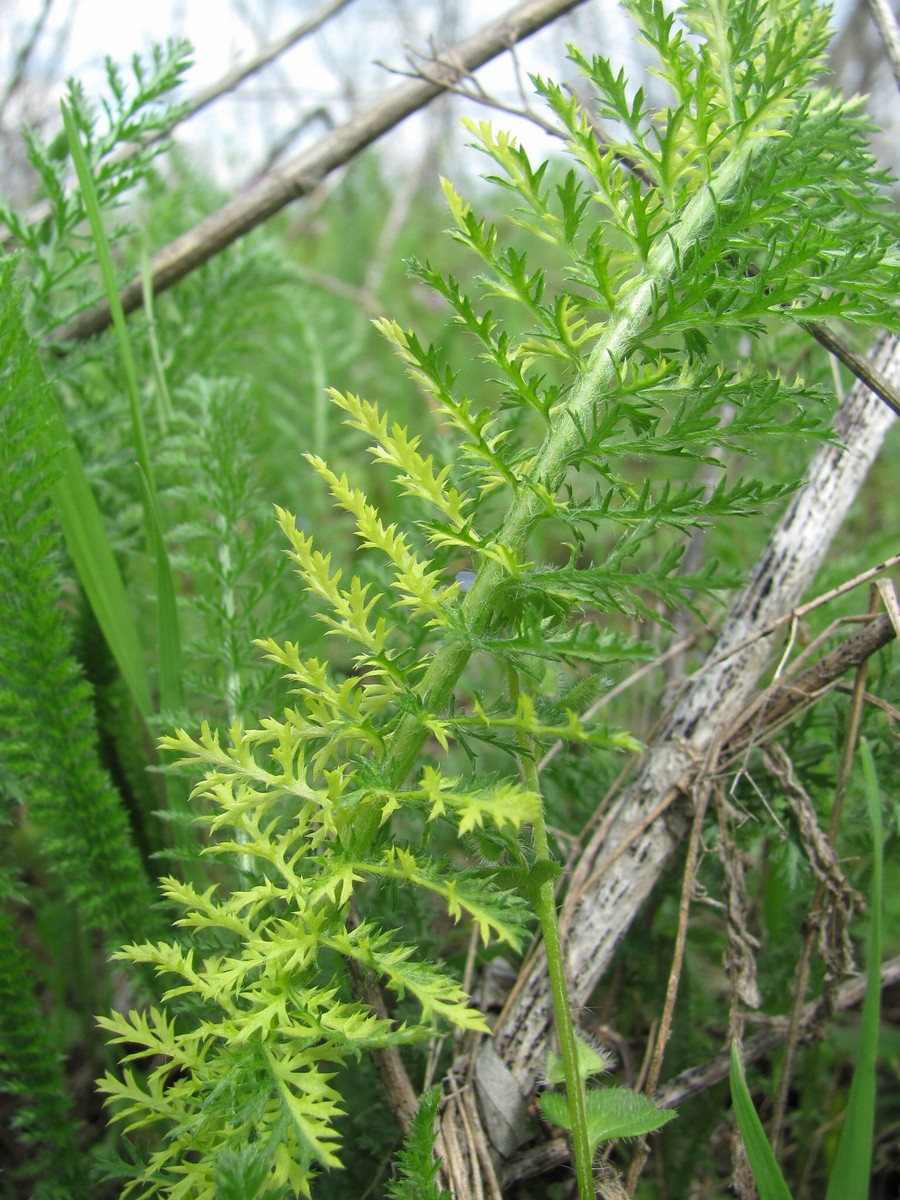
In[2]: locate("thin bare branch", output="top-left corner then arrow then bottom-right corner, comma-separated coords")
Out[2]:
0,1 -> 347,244
378,41 -> 564,136
696,553 -> 900,685
720,610 -> 897,764
865,0 -> 900,92
624,766 -> 717,1195
0,0 -> 54,122
804,319 -> 900,417
182,0 -> 357,123
295,264 -> 383,315
344,908 -> 418,1133
655,953 -> 900,1110
877,576 -> 900,636
49,0 -> 589,347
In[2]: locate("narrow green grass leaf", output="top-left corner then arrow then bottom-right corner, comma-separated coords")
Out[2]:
62,100 -> 183,714
136,463 -> 183,713
825,739 -> 883,1200
60,100 -> 154,497
34,386 -> 152,719
729,1042 -> 793,1200
141,246 -> 174,431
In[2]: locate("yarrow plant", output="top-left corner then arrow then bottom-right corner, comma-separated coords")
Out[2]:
0,39 -> 191,337
95,0 -> 899,1196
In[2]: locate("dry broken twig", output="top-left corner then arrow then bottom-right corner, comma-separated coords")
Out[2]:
720,610 -> 897,764
0,0 -> 352,247
660,953 -> 900,1109
37,3 -> 900,423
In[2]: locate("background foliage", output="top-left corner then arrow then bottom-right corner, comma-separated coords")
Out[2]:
0,1 -> 898,1197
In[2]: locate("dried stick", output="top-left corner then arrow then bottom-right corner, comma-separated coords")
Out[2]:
624,769 -> 717,1195
697,555 -> 900,684
0,0 -> 54,122
720,610 -> 897,763
656,952 -> 900,1110
768,586 -> 878,1151
344,908 -> 419,1132
802,319 -> 900,417
50,0 -> 589,346
40,7 -> 900,426
1,1 -> 352,246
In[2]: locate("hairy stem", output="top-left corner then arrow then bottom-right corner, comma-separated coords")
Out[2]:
385,135 -> 758,789
510,662 -> 594,1198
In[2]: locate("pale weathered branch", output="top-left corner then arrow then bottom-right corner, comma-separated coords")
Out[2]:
440,333 -> 899,1193
0,0 -> 54,122
865,0 -> 900,92
50,0 -> 589,346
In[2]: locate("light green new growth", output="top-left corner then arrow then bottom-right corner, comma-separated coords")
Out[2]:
98,0 -> 899,1195
386,1088 -> 451,1200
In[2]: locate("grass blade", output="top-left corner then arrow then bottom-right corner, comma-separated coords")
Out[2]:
60,100 -> 154,495
62,98 -> 184,715
35,386 -> 153,719
141,245 -> 174,431
825,738 -> 883,1200
729,1042 -> 793,1200
136,463 -> 183,713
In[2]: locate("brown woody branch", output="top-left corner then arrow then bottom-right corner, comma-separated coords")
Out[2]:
721,610 -> 897,763
43,1 -> 900,426
657,952 -> 900,1110
803,320 -> 900,418
343,908 -> 419,1134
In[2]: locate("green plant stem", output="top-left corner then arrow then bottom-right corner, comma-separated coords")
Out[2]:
141,245 -> 174,431
61,101 -> 155,501
510,669 -> 595,1200
825,739 -> 883,1200
383,136 -> 757,792
356,130 -> 756,1172
62,99 -> 184,719
533,881 -> 595,1196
